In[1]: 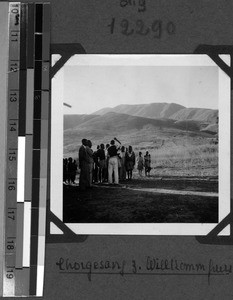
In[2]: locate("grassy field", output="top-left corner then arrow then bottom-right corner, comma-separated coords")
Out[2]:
63,125 -> 218,223
63,177 -> 218,223
64,126 -> 218,177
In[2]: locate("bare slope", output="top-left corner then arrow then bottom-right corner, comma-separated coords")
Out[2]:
170,108 -> 218,124
64,114 -> 98,130
64,112 -> 202,135
93,103 -> 185,119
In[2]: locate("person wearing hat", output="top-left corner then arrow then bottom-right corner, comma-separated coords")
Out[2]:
107,139 -> 119,185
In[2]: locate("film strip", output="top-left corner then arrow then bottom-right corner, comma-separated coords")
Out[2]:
2,2 -> 50,297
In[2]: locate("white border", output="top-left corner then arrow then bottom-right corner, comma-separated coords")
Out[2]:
51,54 -> 231,235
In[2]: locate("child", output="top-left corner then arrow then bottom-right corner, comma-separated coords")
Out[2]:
137,152 -> 144,176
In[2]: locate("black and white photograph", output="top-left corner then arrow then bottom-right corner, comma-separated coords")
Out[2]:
51,55 -> 230,235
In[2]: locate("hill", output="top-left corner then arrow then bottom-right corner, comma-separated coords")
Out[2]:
64,114 -> 98,130
170,108 -> 218,124
64,112 -> 203,136
92,103 -> 218,125
93,103 -> 185,119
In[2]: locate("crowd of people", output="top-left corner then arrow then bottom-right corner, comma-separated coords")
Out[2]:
63,157 -> 77,184
64,138 -> 152,190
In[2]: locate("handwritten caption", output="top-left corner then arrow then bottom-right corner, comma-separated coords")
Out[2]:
107,0 -> 176,39
119,0 -> 147,13
107,18 -> 175,38
56,256 -> 232,283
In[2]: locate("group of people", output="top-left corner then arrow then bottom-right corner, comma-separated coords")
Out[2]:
138,151 -> 152,177
77,138 -> 152,190
63,157 -> 78,184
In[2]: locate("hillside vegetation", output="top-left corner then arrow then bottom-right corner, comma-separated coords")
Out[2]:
64,102 -> 218,178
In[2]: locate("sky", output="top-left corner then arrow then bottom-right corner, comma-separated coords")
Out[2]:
59,59 -> 219,115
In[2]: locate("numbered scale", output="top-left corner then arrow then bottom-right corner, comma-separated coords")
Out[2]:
2,2 -> 50,297
5,3 -> 21,295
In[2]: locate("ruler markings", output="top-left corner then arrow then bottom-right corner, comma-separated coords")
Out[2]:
18,3 -> 34,296
2,2 -> 52,296
4,2 -> 21,296
14,4 -> 27,295
2,2 -> 51,297
18,3 -> 27,137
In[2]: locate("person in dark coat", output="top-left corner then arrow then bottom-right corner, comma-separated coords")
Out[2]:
63,158 -> 68,183
78,138 -> 89,190
93,146 -> 99,183
107,140 -> 119,184
86,140 -> 94,187
97,143 -> 106,183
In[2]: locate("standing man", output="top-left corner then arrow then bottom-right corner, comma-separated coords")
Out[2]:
79,138 -> 88,190
97,143 -> 106,183
86,140 -> 94,187
108,139 -> 119,185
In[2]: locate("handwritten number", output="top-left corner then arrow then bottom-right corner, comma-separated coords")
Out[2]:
136,20 -> 149,35
167,21 -> 176,35
132,260 -> 137,274
151,20 -> 162,38
108,18 -> 115,34
121,19 -> 134,36
108,18 -> 175,38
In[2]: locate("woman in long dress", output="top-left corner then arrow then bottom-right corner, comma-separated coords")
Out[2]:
137,152 -> 144,176
125,145 -> 135,180
144,151 -> 151,177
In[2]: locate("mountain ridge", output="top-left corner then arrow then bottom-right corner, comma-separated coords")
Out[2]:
64,102 -> 218,136
91,102 -> 218,124
92,102 -> 185,119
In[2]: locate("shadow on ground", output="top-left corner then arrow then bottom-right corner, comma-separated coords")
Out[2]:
63,177 -> 218,223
